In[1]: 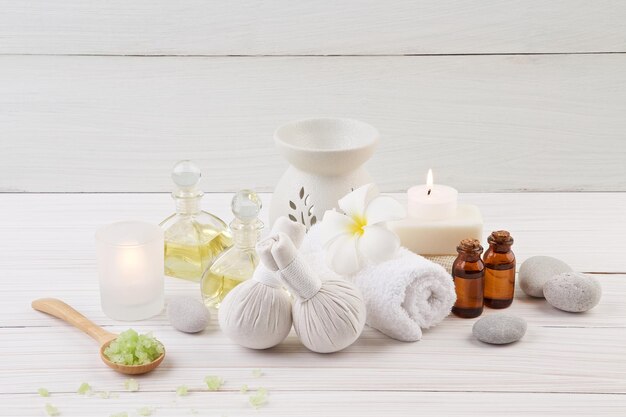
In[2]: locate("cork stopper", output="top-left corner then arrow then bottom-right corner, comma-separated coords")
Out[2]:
488,230 -> 514,246
457,238 -> 483,254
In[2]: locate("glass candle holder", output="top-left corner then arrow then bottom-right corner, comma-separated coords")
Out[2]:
95,221 -> 164,321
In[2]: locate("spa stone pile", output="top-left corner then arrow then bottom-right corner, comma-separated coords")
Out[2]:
473,256 -> 602,345
519,256 -> 601,312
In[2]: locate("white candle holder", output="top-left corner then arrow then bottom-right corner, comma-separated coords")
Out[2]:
95,221 -> 164,321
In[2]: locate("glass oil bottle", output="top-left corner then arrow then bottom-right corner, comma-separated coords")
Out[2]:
483,230 -> 516,308
160,161 -> 233,282
201,190 -> 263,308
452,238 -> 485,318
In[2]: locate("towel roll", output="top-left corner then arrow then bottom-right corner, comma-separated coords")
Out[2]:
355,248 -> 456,341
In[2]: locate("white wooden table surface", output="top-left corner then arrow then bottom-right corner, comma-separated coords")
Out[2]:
2,192 -> 625,416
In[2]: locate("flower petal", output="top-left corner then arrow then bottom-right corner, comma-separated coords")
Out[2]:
337,183 -> 378,218
364,195 -> 407,225
325,234 -> 361,275
358,225 -> 400,264
320,210 -> 355,246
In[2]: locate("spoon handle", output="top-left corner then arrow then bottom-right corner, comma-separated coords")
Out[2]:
32,298 -> 117,345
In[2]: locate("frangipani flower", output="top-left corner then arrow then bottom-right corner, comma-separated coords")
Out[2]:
321,184 -> 406,275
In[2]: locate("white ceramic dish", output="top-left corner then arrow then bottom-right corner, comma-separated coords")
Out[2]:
270,117 -> 379,228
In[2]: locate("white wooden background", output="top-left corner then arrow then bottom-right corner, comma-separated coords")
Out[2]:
1,1 -> 626,192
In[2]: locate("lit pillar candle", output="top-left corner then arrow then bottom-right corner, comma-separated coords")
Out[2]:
408,169 -> 458,220
389,169 -> 483,256
95,221 -> 164,321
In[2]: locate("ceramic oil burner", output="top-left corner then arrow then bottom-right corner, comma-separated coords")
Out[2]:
270,118 -> 379,229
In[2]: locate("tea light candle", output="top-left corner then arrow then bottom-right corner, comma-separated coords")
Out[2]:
408,169 -> 458,220
389,169 -> 483,256
95,221 -> 164,321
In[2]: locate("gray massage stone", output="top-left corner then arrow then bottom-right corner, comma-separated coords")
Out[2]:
472,314 -> 527,345
519,256 -> 572,298
167,296 -> 210,333
543,272 -> 602,313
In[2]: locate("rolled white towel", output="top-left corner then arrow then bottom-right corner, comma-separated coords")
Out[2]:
302,225 -> 456,342
354,248 -> 455,341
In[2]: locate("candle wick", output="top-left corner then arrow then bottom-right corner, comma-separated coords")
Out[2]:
427,188 -> 432,196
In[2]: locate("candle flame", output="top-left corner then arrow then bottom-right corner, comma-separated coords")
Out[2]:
427,169 -> 433,195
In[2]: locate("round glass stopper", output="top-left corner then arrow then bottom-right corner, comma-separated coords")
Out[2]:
231,189 -> 262,222
172,160 -> 201,190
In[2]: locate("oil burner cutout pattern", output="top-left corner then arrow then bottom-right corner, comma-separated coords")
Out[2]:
288,186 -> 318,230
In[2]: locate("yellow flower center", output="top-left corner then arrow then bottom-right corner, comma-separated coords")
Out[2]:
349,215 -> 368,236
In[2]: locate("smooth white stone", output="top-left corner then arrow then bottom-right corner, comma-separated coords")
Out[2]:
167,296 -> 210,333
544,272 -> 602,313
473,314 -> 527,345
519,256 -> 572,298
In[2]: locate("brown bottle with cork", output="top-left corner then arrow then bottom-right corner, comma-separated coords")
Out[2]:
483,230 -> 516,309
452,238 -> 485,318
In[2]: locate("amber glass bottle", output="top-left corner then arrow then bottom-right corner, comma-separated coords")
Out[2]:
483,230 -> 515,309
452,238 -> 485,318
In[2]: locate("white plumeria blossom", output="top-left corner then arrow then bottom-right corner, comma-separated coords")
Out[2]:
320,184 -> 407,275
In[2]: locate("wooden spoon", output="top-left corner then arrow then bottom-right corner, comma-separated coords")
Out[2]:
32,298 -> 165,375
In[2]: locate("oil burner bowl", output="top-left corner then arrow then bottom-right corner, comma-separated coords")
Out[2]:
270,118 -> 379,229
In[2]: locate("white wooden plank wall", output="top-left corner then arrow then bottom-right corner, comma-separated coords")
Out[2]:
1,1 -> 625,192
2,0 -> 626,55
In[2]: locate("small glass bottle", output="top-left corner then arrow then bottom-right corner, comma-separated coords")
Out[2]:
452,238 -> 485,318
160,161 -> 233,282
201,190 -> 263,308
483,230 -> 516,309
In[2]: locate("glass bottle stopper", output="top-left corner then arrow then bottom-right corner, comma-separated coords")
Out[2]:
230,190 -> 263,247
231,189 -> 262,223
172,160 -> 202,197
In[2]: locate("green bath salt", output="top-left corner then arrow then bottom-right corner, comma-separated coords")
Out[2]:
103,329 -> 164,366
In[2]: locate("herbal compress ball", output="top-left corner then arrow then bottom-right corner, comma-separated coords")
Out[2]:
260,232 -> 366,353
218,218 -> 306,349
